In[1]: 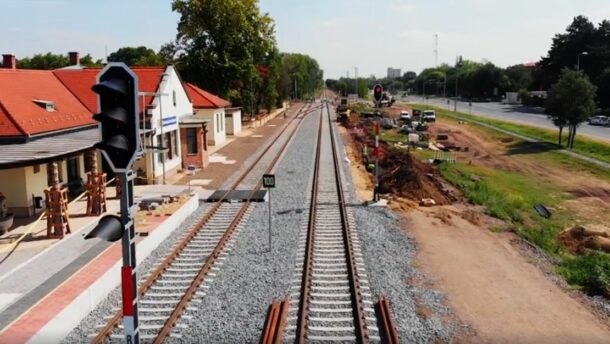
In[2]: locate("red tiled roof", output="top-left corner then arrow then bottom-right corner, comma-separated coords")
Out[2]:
0,102 -> 23,136
184,83 -> 230,109
0,69 -> 93,136
54,67 -> 167,113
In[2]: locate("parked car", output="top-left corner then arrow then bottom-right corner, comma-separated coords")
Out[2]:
399,110 -> 411,122
589,115 -> 610,126
422,110 -> 436,122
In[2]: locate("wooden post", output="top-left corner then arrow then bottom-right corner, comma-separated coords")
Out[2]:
86,151 -> 107,216
45,161 -> 71,239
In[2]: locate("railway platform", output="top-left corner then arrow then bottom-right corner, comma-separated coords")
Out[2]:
0,104 -> 301,343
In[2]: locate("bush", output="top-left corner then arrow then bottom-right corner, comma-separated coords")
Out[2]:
559,251 -> 610,296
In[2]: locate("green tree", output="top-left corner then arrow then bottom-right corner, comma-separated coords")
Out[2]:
17,52 -> 69,69
539,16 -> 597,88
596,67 -> 610,111
79,54 -> 104,67
546,68 -> 597,148
357,78 -> 368,98
171,0 -> 277,115
277,53 -> 323,100
505,64 -> 533,91
17,52 -> 103,69
107,46 -> 166,66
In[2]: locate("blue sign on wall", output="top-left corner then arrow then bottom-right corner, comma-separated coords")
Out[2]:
162,116 -> 177,127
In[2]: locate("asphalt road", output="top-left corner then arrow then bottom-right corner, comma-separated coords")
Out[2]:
405,96 -> 610,142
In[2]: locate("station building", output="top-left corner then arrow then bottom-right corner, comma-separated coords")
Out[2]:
0,52 -> 236,219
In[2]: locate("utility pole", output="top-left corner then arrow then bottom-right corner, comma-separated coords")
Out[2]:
454,74 -> 459,112
434,34 -> 439,67
354,66 -> 358,98
158,72 -> 170,185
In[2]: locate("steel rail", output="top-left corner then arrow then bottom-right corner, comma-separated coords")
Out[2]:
376,296 -> 400,344
295,104 -> 323,342
152,101 -> 317,343
92,102 -> 312,343
326,101 -> 369,342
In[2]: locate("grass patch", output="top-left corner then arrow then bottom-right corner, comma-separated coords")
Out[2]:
559,252 -> 610,295
438,161 -> 610,295
439,163 -> 560,224
411,104 -> 610,165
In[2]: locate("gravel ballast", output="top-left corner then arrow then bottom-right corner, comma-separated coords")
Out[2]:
331,106 -> 458,343
63,202 -> 212,343
65,103 -> 456,343
170,108 -> 320,343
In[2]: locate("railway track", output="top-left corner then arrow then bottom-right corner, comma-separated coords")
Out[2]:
262,100 -> 399,343
90,102 -> 320,343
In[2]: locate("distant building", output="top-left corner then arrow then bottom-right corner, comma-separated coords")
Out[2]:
387,68 -> 401,79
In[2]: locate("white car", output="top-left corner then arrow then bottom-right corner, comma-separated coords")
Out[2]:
589,115 -> 609,126
399,110 -> 411,122
422,110 -> 436,122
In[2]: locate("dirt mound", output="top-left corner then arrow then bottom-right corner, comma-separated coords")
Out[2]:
344,120 -> 454,205
558,226 -> 610,254
378,149 -> 454,205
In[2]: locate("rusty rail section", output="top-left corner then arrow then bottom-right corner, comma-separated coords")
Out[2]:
376,296 -> 400,344
93,102 -> 315,343
260,296 -> 290,344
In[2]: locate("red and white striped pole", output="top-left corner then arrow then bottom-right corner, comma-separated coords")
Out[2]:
374,120 -> 381,202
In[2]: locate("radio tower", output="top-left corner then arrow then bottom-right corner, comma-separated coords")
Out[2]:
434,34 -> 438,66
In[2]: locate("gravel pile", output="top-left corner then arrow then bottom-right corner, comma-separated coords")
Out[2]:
63,202 -> 212,343
169,111 -> 319,343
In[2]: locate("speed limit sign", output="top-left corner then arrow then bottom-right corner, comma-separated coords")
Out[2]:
263,174 -> 275,188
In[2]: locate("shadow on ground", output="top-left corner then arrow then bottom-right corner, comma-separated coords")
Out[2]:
505,141 -> 561,155
503,105 -> 545,115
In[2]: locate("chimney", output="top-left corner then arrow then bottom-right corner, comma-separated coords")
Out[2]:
68,51 -> 79,66
2,54 -> 16,70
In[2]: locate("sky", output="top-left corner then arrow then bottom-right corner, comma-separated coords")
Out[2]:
2,0 -> 610,79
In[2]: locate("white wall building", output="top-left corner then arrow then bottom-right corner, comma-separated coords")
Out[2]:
184,83 -> 231,146
133,66 -> 194,183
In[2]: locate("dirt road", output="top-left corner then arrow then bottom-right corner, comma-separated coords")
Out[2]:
407,206 -> 610,343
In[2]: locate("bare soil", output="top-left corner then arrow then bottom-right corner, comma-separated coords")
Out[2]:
407,205 -> 610,343
340,107 -> 610,342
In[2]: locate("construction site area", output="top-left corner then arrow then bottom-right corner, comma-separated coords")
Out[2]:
338,99 -> 610,343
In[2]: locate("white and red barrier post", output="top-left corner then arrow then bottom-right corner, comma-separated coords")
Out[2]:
374,120 -> 381,202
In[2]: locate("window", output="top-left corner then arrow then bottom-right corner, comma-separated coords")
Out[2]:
187,128 -> 198,155
33,99 -> 56,112
165,132 -> 172,160
172,131 -> 178,158
216,113 -> 220,133
172,90 -> 177,107
157,135 -> 164,163
33,164 -> 40,174
220,112 -> 224,131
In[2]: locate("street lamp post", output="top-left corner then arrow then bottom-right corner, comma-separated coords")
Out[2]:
454,74 -> 459,112
577,51 -> 588,71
